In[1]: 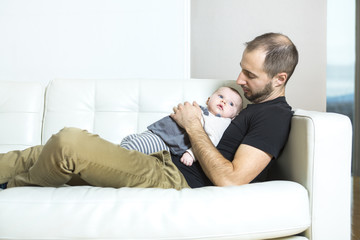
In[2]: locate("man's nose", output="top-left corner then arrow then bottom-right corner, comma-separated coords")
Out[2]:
236,72 -> 246,85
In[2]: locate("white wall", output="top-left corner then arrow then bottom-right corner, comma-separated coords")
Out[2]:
0,0 -> 189,85
191,0 -> 327,111
0,0 -> 327,111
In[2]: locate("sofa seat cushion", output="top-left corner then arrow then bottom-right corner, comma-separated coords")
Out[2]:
0,181 -> 309,240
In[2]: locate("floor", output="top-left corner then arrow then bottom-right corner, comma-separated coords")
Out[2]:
353,176 -> 360,240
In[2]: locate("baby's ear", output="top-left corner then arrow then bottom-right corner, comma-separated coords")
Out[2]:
206,97 -> 210,105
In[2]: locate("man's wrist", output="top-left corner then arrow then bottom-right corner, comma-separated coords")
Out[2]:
184,118 -> 203,133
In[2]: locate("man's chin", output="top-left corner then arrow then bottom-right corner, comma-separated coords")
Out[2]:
244,93 -> 253,102
244,94 -> 261,104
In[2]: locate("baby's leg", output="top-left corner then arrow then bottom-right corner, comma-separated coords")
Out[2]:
120,130 -> 169,154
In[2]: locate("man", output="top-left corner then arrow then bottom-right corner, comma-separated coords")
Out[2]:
0,32 -> 297,190
171,32 -> 297,187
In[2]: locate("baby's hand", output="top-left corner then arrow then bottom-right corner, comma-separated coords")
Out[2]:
180,152 -> 195,166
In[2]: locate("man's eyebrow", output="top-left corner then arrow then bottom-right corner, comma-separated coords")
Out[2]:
240,63 -> 257,78
239,62 -> 249,72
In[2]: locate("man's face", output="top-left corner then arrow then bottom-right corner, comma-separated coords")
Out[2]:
236,49 -> 275,103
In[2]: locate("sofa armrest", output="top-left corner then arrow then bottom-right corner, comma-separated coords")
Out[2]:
275,109 -> 352,240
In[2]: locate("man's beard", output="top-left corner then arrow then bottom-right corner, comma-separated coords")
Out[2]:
243,81 -> 274,104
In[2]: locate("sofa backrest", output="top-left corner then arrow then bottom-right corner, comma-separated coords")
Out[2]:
42,79 -> 243,145
0,81 -> 44,152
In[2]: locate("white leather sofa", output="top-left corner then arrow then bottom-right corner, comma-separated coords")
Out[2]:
0,79 -> 353,240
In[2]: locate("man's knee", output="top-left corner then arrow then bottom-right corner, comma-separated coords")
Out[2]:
50,127 -> 85,150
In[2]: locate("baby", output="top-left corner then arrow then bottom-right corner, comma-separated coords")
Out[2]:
120,86 -> 243,166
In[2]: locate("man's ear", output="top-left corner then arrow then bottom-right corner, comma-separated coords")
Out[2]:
274,72 -> 288,87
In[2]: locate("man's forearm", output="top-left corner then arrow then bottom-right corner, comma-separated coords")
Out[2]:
186,123 -> 234,186
170,101 -> 241,186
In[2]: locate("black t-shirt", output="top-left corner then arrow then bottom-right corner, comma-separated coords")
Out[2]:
172,96 -> 293,188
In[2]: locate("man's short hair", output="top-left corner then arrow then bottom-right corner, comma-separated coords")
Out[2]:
245,32 -> 299,83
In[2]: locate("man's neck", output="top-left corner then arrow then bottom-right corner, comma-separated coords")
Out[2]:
257,88 -> 285,104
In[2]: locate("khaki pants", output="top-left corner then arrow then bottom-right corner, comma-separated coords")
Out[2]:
0,128 -> 189,189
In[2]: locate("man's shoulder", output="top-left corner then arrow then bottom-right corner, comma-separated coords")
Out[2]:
250,97 -> 292,114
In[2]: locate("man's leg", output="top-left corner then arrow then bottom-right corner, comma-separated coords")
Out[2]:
8,128 -> 189,189
0,146 -> 43,185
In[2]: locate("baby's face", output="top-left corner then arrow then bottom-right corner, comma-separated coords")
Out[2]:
207,87 -> 242,119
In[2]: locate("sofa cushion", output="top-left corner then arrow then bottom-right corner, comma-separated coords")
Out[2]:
0,181 -> 310,239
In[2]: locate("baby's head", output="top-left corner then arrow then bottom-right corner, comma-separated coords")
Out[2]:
206,87 -> 243,119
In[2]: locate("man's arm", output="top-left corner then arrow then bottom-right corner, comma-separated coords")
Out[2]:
171,102 -> 272,186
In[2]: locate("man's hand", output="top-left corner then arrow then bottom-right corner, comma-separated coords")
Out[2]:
170,101 -> 202,131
